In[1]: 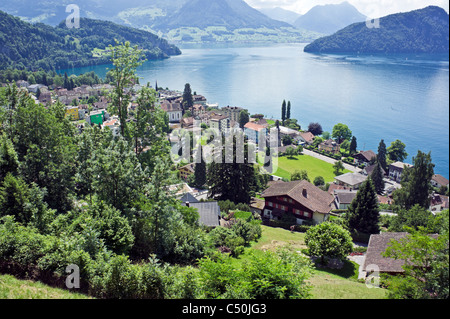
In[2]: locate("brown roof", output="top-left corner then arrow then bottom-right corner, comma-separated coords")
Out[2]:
161,102 -> 182,112
432,174 -> 449,186
300,131 -> 315,143
355,150 -> 376,162
261,180 -> 334,214
363,232 -> 439,273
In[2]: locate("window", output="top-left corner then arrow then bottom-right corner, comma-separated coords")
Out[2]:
268,202 -> 273,207
304,212 -> 311,218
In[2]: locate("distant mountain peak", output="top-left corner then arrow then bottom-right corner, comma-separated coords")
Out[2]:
293,1 -> 366,35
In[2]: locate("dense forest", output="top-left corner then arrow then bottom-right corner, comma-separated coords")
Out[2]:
304,6 -> 449,54
0,10 -> 181,71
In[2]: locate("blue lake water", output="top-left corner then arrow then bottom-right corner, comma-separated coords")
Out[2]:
62,43 -> 449,179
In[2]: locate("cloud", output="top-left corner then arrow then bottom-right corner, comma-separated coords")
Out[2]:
246,0 -> 449,17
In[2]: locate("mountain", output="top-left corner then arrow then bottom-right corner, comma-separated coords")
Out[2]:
0,0 -> 321,43
293,2 -> 366,34
304,6 -> 449,54
0,10 -> 181,71
155,0 -> 290,31
257,7 -> 302,25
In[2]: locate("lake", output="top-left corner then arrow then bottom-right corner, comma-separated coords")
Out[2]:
62,43 -> 449,179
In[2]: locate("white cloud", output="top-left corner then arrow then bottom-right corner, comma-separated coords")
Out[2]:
246,0 -> 449,17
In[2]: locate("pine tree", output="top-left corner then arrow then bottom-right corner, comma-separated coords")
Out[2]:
286,101 -> 291,120
346,179 -> 380,234
194,146 -> 206,189
281,100 -> 286,125
371,160 -> 385,194
377,139 -> 387,171
350,136 -> 357,155
182,83 -> 193,114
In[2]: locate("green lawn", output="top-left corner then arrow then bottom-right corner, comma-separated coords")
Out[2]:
273,154 -> 352,183
0,274 -> 91,299
232,226 -> 387,299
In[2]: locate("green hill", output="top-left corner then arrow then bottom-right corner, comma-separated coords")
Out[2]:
304,6 -> 449,54
0,10 -> 181,71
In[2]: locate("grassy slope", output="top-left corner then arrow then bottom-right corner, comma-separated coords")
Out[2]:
0,274 -> 91,299
233,226 -> 387,299
274,154 -> 352,182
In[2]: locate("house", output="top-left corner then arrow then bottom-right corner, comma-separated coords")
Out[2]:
193,94 -> 207,106
261,180 -> 334,225
298,132 -> 315,145
221,106 -> 242,123
65,106 -> 80,121
87,110 -> 105,126
318,139 -> 340,154
244,122 -> 269,144
102,117 -> 121,137
182,201 -> 221,228
38,92 -> 52,105
210,114 -> 230,135
334,172 -> 368,190
363,232 -> 439,277
250,198 -> 265,216
388,162 -> 413,182
430,194 -> 449,212
431,174 -> 449,189
161,101 -> 183,123
27,84 -> 44,93
278,126 -> 300,142
361,163 -> 386,177
333,190 -> 357,210
354,150 -> 376,166
93,96 -> 109,110
178,163 -> 195,181
191,104 -> 206,116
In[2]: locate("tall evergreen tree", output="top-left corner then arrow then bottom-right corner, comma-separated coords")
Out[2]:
207,134 -> 257,204
350,136 -> 357,155
286,101 -> 291,120
182,83 -> 193,114
281,100 -> 286,125
371,160 -> 385,194
377,139 -> 387,171
194,146 -> 206,189
346,179 -> 380,234
393,151 -> 434,210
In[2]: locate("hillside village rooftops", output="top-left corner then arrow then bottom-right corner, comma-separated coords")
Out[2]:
432,174 -> 449,187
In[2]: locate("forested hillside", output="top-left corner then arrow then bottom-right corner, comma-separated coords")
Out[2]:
0,10 -> 181,71
304,6 -> 449,54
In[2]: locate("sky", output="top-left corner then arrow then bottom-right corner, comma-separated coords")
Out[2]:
246,0 -> 450,18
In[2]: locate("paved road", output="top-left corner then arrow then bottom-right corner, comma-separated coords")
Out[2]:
302,149 -> 361,173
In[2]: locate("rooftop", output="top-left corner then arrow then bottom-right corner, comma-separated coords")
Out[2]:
335,172 -> 367,186
261,180 -> 334,214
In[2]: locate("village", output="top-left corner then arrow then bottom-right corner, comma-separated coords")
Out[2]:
4,78 -> 449,283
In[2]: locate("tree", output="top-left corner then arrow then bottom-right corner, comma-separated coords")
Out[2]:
313,176 -> 325,187
305,222 -> 353,265
0,173 -> 31,224
393,151 -> 434,210
333,161 -> 345,176
308,123 -> 323,136
182,83 -> 193,113
346,179 -> 380,234
0,134 -> 19,180
322,131 -> 331,140
383,227 -> 449,299
281,100 -> 286,125
378,139 -> 387,171
238,109 -> 250,129
282,134 -> 293,146
350,136 -> 357,155
387,139 -> 408,162
194,146 -> 206,189
332,123 -> 352,144
371,160 -> 385,194
291,170 -> 310,182
109,40 -> 145,137
389,204 -> 434,232
207,134 -> 258,204
286,101 -> 291,120
284,146 -> 297,159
